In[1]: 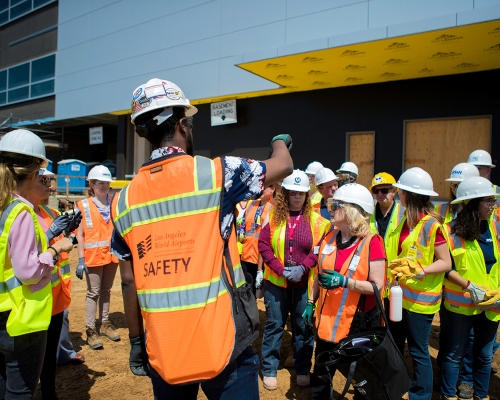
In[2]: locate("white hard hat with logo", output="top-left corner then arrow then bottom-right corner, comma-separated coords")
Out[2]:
315,168 -> 338,186
329,183 -> 374,215
0,129 -> 48,166
445,163 -> 479,182
451,177 -> 500,204
282,170 -> 310,192
337,161 -> 358,177
305,161 -> 324,175
87,165 -> 113,182
467,150 -> 495,168
393,167 -> 438,196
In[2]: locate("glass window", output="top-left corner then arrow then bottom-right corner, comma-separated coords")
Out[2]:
31,79 -> 53,97
33,0 -> 51,8
10,0 -> 31,19
0,10 -> 7,24
8,63 -> 29,88
31,55 -> 55,82
9,0 -> 23,6
0,92 -> 5,105
0,0 -> 8,12
0,70 -> 6,91
8,86 -> 29,102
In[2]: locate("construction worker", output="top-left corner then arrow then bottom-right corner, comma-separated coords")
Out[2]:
440,177 -> 500,400
111,78 -> 293,398
258,170 -> 330,391
336,161 -> 358,186
467,150 -> 495,180
240,184 -> 275,295
436,163 -> 480,223
0,130 -> 73,398
76,165 -> 120,350
25,167 -> 82,400
387,167 -> 451,400
312,167 -> 338,220
305,183 -> 386,399
305,161 -> 324,204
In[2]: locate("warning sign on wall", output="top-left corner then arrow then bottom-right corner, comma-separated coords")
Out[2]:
211,100 -> 237,126
89,127 -> 103,145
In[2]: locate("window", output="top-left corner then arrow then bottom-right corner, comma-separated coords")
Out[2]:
0,53 -> 55,106
0,0 -> 55,27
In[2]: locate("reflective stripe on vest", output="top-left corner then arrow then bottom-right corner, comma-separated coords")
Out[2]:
84,240 -> 110,249
241,200 -> 272,264
82,199 -> 93,228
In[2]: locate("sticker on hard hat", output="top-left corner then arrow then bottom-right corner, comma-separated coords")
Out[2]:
375,176 -> 383,182
294,177 -> 301,183
138,96 -> 151,106
165,88 -> 181,100
452,170 -> 462,175
145,84 -> 166,99
133,87 -> 143,100
472,157 -> 478,161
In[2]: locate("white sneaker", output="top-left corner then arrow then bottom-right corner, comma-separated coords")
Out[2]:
297,374 -> 310,387
263,376 -> 277,391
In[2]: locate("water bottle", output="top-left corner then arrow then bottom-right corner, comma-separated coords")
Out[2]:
390,279 -> 403,322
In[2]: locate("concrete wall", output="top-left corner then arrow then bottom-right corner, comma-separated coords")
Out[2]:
55,0 -> 500,120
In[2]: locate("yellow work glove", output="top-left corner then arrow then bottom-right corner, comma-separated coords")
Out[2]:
477,288 -> 500,308
389,258 -> 424,280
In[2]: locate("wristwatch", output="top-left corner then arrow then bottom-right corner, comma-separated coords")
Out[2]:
48,246 -> 60,263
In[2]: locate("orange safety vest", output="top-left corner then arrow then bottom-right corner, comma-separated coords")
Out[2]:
112,154 -> 251,385
241,200 -> 272,264
76,197 -> 118,267
316,230 -> 378,343
38,206 -> 72,316
312,200 -> 321,214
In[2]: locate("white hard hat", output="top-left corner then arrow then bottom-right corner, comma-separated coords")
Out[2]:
87,165 -> 113,182
131,78 -> 198,124
445,163 -> 479,182
393,167 -> 438,197
329,183 -> 374,215
337,161 -> 358,177
467,149 -> 495,168
451,177 -> 500,204
282,169 -> 310,192
0,129 -> 48,166
315,168 -> 338,186
305,161 -> 324,175
40,168 -> 55,176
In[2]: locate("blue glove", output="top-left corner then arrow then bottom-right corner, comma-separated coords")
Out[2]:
76,257 -> 88,280
318,269 -> 349,289
270,134 -> 293,151
129,335 -> 149,376
283,265 -> 305,282
46,214 -> 70,242
302,302 -> 315,327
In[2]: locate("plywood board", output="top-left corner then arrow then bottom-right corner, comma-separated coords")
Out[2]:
405,117 -> 491,198
348,132 -> 375,189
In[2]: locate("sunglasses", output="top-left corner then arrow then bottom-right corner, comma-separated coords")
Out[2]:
288,191 -> 306,197
186,116 -> 194,130
450,183 -> 459,190
372,188 -> 392,195
39,176 -> 52,186
327,201 -> 345,213
480,198 -> 497,207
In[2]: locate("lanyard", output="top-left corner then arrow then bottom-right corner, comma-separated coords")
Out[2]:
288,212 -> 302,261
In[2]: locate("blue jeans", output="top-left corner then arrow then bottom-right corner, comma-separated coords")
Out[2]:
57,308 -> 77,365
403,309 -> 434,400
441,312 -> 498,398
0,311 -> 47,400
261,281 -> 313,377
459,330 -> 499,387
149,346 -> 259,400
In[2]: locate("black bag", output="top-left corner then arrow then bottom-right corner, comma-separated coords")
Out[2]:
316,283 -> 412,400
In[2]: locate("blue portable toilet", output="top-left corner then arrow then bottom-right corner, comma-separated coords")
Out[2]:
101,160 -> 117,178
57,159 -> 86,193
85,162 -> 99,187
47,159 -> 53,172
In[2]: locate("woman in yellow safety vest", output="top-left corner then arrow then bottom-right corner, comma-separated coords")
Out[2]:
76,165 -> 119,350
440,176 -> 500,400
435,163 -> 480,223
0,130 -> 73,399
305,183 -> 387,400
387,167 -> 451,400
258,170 -> 330,391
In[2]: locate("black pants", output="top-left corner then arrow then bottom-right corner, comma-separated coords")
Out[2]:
384,298 -> 406,355
40,312 -> 64,399
241,261 -> 258,296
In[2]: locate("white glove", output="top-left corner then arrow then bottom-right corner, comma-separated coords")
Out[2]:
255,270 -> 263,289
464,281 -> 488,304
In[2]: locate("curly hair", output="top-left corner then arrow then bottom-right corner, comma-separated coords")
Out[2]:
342,203 -> 370,237
403,190 -> 443,229
272,186 -> 311,226
452,197 -> 481,241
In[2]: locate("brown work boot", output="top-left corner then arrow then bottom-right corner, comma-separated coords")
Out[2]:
86,328 -> 103,350
99,320 -> 120,341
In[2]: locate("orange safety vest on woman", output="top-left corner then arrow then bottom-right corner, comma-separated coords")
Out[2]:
39,205 -> 71,316
112,155 -> 253,385
241,200 -> 272,264
76,197 -> 118,267
316,230 -> 378,343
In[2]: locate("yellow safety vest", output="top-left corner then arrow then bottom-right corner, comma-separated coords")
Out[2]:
311,191 -> 322,205
389,214 -> 444,314
0,199 -> 52,336
435,203 -> 455,224
444,220 -> 500,321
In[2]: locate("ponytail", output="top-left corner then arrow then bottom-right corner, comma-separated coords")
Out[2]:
0,164 -> 16,214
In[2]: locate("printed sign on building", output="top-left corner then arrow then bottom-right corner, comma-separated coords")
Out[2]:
211,100 -> 237,126
89,127 -> 103,145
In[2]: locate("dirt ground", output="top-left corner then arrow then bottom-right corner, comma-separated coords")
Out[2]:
33,248 -> 500,400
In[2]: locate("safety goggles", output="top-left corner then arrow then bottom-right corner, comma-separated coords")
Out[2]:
372,187 -> 392,195
327,201 -> 345,213
288,191 -> 306,197
480,198 -> 497,207
39,176 -> 52,186
186,116 -> 194,130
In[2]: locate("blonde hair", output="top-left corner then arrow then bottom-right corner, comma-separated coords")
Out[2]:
87,181 -> 95,197
343,203 -> 370,237
272,186 -> 311,226
403,190 -> 443,229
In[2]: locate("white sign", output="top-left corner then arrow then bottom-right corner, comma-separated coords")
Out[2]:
89,127 -> 103,145
211,100 -> 237,126
70,164 -> 81,171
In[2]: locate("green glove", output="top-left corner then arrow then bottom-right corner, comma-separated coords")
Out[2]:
302,302 -> 315,326
270,134 -> 293,151
318,269 -> 349,290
